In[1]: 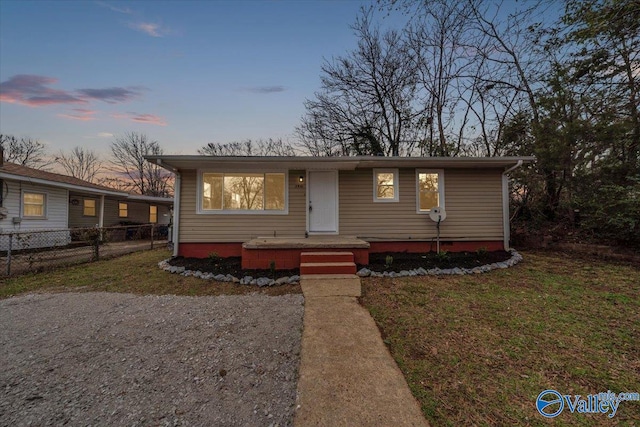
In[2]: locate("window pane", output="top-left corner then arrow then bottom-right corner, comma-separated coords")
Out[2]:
419,192 -> 439,211
84,199 -> 96,216
224,174 -> 264,210
419,173 -> 438,192
24,205 -> 44,217
203,173 -> 223,210
119,203 -> 128,217
377,173 -> 394,186
24,193 -> 44,204
150,206 -> 157,223
377,185 -> 394,199
265,173 -> 285,210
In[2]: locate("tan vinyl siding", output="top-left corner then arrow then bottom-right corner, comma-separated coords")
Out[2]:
339,168 -> 504,241
179,169 -> 306,242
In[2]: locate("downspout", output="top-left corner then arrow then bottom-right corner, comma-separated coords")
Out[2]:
172,172 -> 181,257
502,160 -> 523,251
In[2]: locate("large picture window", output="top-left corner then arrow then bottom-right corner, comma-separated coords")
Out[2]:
23,192 -> 46,218
416,170 -> 444,212
201,172 -> 286,213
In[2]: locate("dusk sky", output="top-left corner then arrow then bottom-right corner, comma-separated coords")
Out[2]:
0,0 -> 380,156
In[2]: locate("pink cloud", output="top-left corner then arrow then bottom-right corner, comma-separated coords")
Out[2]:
77,87 -> 142,103
111,112 -> 167,126
58,108 -> 98,121
0,74 -> 145,109
0,75 -> 86,107
128,22 -> 169,37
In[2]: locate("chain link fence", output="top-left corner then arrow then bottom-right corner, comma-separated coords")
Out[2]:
0,224 -> 169,277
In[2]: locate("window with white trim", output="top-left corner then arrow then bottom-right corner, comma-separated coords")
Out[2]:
200,172 -> 286,213
373,169 -> 399,202
23,192 -> 46,218
416,170 -> 444,212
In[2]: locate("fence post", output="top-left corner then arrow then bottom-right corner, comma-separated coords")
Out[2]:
93,232 -> 100,261
7,233 -> 12,276
150,224 -> 154,250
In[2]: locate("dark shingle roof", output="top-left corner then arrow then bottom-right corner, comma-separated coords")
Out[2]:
0,162 -> 126,194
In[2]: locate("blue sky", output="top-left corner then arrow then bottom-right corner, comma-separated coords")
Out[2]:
0,0 -> 375,156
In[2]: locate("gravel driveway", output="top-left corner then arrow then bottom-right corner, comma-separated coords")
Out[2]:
0,292 -> 304,427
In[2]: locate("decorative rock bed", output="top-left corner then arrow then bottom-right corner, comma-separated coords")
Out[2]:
157,259 -> 300,287
356,249 -> 523,277
158,249 -> 522,287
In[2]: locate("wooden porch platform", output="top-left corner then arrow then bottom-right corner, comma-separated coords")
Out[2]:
241,236 -> 369,270
242,236 -> 370,250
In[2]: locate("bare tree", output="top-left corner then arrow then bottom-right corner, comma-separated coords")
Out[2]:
54,147 -> 102,182
297,10 -> 422,156
0,134 -> 51,169
199,138 -> 296,156
110,132 -> 173,197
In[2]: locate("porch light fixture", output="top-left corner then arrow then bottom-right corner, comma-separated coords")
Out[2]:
298,175 -> 304,183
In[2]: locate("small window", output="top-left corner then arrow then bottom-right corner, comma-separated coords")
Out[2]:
149,205 -> 158,223
417,170 -> 444,212
23,192 -> 46,218
373,169 -> 399,202
83,199 -> 96,217
119,202 -> 128,218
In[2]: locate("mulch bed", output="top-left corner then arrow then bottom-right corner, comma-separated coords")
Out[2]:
168,256 -> 300,278
169,251 -> 513,277
360,251 -> 512,272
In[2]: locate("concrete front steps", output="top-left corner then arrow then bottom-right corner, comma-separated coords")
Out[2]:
300,251 -> 357,275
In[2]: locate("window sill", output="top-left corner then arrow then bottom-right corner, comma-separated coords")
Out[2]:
197,209 -> 289,215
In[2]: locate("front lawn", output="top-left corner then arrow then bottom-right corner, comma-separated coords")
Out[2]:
360,250 -> 640,426
0,249 -> 301,299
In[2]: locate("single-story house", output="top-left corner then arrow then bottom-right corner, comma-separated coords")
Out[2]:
146,155 -> 533,271
0,161 -> 172,249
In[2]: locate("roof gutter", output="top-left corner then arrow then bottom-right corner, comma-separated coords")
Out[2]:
502,160 -> 524,251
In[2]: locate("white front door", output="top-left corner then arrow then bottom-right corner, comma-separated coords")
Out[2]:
308,170 -> 338,233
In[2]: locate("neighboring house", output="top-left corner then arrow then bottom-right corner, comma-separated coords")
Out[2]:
0,161 -> 172,249
146,155 -> 533,269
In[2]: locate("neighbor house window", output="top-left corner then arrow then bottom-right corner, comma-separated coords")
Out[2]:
23,192 -> 46,218
416,170 -> 444,212
149,205 -> 158,223
119,202 -> 128,218
373,169 -> 399,202
200,172 -> 287,213
83,199 -> 96,217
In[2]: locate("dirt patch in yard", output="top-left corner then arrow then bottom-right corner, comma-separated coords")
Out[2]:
0,292 -> 304,426
361,250 -> 512,272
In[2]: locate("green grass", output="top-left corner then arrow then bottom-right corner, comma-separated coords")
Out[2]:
0,249 -> 301,298
360,250 -> 640,426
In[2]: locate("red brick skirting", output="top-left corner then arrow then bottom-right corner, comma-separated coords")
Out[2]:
368,240 -> 504,253
179,243 -> 243,258
179,240 -> 504,270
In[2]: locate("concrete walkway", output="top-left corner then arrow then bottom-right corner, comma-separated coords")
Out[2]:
294,275 -> 429,427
